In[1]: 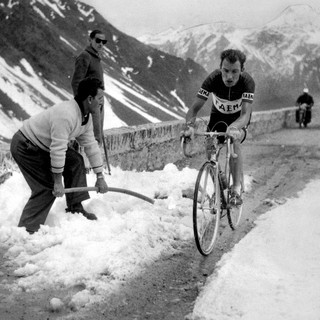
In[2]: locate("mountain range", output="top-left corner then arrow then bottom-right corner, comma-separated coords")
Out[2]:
139,4 -> 320,111
0,0 -> 207,143
1,2 -> 320,146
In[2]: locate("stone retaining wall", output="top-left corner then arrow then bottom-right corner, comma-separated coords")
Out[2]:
104,107 -> 297,171
1,107 -> 297,171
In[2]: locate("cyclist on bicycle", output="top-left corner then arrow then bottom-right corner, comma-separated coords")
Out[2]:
295,88 -> 314,127
181,49 -> 255,206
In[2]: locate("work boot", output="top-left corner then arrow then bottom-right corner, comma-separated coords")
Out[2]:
66,203 -> 97,220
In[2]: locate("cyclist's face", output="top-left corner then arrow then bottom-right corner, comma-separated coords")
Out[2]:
221,59 -> 242,87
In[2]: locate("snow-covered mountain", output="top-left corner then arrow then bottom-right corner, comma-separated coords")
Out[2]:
139,4 -> 320,110
0,0 -> 207,143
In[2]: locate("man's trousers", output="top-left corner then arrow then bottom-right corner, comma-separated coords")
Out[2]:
10,130 -> 90,233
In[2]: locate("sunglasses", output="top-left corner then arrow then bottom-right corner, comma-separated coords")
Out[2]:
94,38 -> 107,45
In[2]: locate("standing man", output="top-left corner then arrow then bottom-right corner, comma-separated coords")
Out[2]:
10,78 -> 108,234
71,29 -> 107,144
181,49 -> 255,206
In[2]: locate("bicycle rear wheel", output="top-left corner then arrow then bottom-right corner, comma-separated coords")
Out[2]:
193,162 -> 221,256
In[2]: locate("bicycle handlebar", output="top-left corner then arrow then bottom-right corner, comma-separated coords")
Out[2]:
181,132 -> 238,158
180,137 -> 192,158
180,131 -> 235,158
194,132 -> 233,138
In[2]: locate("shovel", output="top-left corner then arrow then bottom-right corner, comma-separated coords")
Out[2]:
64,187 -> 154,204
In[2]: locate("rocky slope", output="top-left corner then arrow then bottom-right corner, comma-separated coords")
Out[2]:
0,0 -> 207,142
140,4 -> 320,110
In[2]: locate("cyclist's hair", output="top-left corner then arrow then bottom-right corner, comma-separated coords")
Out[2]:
89,29 -> 104,39
220,49 -> 246,70
77,77 -> 103,101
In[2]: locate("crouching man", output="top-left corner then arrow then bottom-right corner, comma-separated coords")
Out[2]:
10,77 -> 108,234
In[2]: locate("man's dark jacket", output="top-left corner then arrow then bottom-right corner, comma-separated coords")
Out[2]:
71,46 -> 105,95
296,93 -> 314,106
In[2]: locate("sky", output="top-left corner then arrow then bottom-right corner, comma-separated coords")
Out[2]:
1,161 -> 320,317
81,0 -> 320,37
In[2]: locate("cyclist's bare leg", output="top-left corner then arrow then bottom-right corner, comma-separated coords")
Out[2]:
230,141 -> 242,193
230,129 -> 245,195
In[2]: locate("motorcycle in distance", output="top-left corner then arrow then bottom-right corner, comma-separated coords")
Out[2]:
296,103 -> 311,128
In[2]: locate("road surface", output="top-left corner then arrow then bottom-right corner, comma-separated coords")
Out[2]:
1,108 -> 320,320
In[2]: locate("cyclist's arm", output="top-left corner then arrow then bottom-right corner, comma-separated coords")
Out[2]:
186,97 -> 206,126
230,101 -> 252,130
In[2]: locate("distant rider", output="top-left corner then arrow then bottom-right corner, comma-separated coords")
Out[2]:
295,88 -> 314,127
181,49 -> 255,206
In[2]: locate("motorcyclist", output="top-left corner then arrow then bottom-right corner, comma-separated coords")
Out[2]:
295,88 -> 314,127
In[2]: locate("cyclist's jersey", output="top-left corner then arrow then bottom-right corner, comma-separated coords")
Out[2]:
197,70 -> 255,121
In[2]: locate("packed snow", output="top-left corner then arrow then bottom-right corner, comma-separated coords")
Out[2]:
192,179 -> 320,320
0,161 -> 320,318
0,164 -> 198,310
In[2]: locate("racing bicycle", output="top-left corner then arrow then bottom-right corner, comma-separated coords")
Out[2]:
181,130 -> 244,256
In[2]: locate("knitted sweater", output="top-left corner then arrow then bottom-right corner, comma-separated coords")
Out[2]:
71,45 -> 105,96
20,99 -> 104,174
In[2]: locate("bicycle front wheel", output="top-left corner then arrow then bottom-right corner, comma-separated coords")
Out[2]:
193,162 -> 221,256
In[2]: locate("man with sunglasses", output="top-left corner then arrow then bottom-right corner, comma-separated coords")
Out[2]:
71,30 -> 107,145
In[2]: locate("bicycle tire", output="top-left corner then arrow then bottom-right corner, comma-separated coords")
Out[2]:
299,109 -> 304,128
227,173 -> 244,230
193,162 -> 221,256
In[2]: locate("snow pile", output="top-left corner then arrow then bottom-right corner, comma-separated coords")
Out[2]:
0,164 -> 197,309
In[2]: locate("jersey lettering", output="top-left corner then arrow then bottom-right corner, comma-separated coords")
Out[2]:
197,88 -> 209,99
212,94 -> 242,114
242,92 -> 254,102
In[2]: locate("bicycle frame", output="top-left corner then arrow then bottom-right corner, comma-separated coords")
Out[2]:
181,131 -> 236,207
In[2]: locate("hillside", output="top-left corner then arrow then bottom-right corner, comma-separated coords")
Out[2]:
0,0 -> 207,143
139,4 -> 320,111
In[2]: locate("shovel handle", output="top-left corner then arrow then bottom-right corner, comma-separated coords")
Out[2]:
64,187 -> 155,205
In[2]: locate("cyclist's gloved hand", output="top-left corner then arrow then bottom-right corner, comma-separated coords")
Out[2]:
180,124 -> 195,142
227,125 -> 241,140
